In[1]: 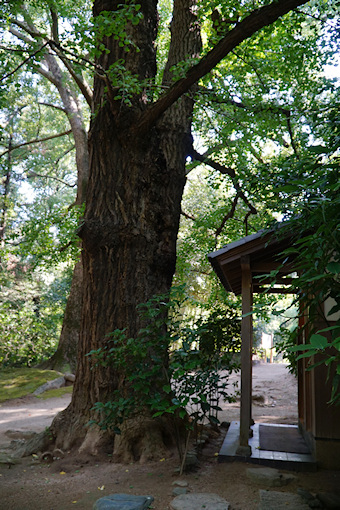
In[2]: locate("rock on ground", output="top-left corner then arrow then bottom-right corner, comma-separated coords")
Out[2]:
247,467 -> 296,487
33,376 -> 66,395
93,494 -> 154,510
258,490 -> 310,509
170,493 -> 230,510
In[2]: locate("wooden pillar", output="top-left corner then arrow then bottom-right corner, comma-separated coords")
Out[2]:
239,255 -> 253,448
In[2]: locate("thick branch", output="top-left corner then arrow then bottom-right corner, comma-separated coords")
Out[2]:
31,63 -> 59,87
185,144 -> 223,175
8,20 -> 93,106
9,18 -> 40,39
136,0 -> 309,133
49,41 -> 93,107
189,148 -> 235,179
0,130 -> 72,159
189,148 -> 257,216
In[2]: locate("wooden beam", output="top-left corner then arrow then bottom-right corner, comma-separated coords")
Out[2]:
239,255 -> 253,448
251,261 -> 294,272
253,276 -> 296,285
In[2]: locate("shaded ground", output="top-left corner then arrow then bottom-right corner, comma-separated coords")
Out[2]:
0,363 -> 339,510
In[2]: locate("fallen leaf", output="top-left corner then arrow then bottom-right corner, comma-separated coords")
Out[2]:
60,471 -> 66,475
98,485 -> 105,491
159,458 -> 165,462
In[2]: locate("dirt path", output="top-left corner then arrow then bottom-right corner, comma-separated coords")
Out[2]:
0,394 -> 71,447
0,363 -> 339,510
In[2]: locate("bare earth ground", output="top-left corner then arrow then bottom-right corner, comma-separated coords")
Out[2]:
0,363 -> 339,510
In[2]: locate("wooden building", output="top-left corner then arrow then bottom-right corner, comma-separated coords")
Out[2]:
208,228 -> 340,469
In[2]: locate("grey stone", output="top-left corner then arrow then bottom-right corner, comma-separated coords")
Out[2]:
93,494 -> 154,510
195,439 -> 206,447
64,373 -> 76,382
316,492 -> 340,509
184,452 -> 198,468
172,481 -> 188,487
172,487 -> 188,496
258,490 -> 310,509
247,467 -> 296,487
170,493 -> 230,510
33,376 -> 65,395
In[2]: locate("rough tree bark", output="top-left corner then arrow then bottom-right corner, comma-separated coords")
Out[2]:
50,0 -> 309,459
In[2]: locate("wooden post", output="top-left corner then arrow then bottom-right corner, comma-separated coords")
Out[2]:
239,255 -> 253,449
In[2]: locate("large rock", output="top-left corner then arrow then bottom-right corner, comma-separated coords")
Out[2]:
64,373 -> 75,383
247,467 -> 296,487
258,490 -> 310,509
93,494 -> 154,510
170,493 -> 230,510
33,376 -> 65,395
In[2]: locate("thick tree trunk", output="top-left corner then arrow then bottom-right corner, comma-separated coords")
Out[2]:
50,105 -> 192,457
50,0 -> 201,459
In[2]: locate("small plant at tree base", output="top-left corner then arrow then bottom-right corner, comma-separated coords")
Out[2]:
87,290 -> 241,464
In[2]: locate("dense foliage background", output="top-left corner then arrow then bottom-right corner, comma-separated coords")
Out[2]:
0,0 -> 339,370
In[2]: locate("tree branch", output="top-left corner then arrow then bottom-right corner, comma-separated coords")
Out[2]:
181,209 -> 196,221
48,41 -> 93,107
188,147 -> 257,217
1,41 -> 50,82
215,194 -> 240,237
38,102 -> 67,114
30,62 -> 59,87
27,171 -> 76,188
8,17 -> 93,106
135,0 -> 309,133
185,144 -> 224,175
0,130 -> 72,159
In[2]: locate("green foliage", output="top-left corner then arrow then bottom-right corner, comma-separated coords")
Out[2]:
106,60 -> 144,105
0,261 -> 71,367
271,104 -> 340,404
289,326 -> 340,406
88,290 -> 240,443
93,5 -> 143,55
274,325 -> 298,375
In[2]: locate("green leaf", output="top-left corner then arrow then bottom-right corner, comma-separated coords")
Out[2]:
310,334 -> 329,349
326,262 -> 340,274
296,350 -> 318,359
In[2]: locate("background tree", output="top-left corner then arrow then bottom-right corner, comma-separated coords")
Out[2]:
0,0 -> 92,370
